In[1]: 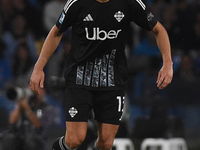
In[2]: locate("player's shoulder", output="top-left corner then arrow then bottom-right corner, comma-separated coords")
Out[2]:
123,0 -> 147,9
123,0 -> 144,5
63,0 -> 85,11
65,0 -> 87,5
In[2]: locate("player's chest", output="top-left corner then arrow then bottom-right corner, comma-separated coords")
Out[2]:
75,3 -> 129,29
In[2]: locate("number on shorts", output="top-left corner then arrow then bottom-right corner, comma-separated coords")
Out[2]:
117,96 -> 125,112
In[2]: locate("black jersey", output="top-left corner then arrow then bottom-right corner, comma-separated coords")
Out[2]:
56,0 -> 157,90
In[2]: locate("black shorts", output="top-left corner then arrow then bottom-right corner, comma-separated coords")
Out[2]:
64,88 -> 125,125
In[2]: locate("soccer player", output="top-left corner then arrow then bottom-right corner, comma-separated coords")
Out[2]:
29,0 -> 173,149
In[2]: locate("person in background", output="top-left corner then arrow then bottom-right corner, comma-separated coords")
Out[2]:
0,38 -> 12,90
0,0 -> 14,32
2,15 -> 37,65
43,0 -> 66,33
1,88 -> 57,150
175,54 -> 197,82
12,42 -> 35,87
12,0 -> 44,38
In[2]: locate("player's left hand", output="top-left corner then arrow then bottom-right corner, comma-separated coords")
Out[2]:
156,63 -> 173,89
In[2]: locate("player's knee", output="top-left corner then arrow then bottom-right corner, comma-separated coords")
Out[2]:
65,139 -> 82,149
65,135 -> 85,149
98,142 -> 113,150
97,138 -> 114,150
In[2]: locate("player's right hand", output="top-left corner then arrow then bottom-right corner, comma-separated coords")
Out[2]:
29,68 -> 45,95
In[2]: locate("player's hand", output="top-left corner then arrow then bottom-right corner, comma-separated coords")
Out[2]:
156,63 -> 173,89
29,68 -> 45,95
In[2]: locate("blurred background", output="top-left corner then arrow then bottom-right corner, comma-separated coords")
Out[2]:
0,0 -> 200,150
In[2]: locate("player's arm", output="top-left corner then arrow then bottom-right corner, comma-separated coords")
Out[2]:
30,25 -> 63,95
152,21 -> 173,89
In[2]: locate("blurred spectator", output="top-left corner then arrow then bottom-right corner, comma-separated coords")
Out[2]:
161,4 -> 178,48
172,0 -> 196,50
193,50 -> 200,76
27,0 -> 49,10
171,48 -> 182,73
131,57 -> 162,104
149,0 -> 166,21
25,0 -> 45,11
166,53 -> 200,105
133,31 -> 160,57
127,55 -> 163,129
12,0 -> 44,38
127,31 -> 161,73
2,15 -> 37,65
127,32 -> 163,126
1,88 -> 58,150
0,0 -> 14,32
0,15 -> 3,36
174,53 -> 197,82
11,43 -> 35,87
43,0 -> 66,33
0,38 -> 12,90
132,97 -> 185,139
192,10 -> 200,50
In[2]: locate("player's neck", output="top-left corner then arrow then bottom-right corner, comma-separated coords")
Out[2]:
96,0 -> 110,3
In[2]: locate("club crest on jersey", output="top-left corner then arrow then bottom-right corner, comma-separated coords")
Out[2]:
59,12 -> 65,24
69,107 -> 78,118
114,11 -> 124,22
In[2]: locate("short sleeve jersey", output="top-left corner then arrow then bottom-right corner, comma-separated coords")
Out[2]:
56,0 -> 157,90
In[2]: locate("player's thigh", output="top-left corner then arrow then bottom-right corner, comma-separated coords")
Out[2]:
97,122 -> 119,142
94,90 -> 125,125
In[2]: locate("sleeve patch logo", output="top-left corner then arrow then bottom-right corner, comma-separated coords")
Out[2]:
147,12 -> 154,21
59,12 -> 65,24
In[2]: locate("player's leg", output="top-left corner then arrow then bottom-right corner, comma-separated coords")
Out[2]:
52,122 -> 87,150
52,88 -> 92,150
65,122 -> 88,148
93,90 -> 125,150
94,122 -> 119,150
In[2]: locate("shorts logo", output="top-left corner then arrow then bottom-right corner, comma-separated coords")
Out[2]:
114,11 -> 124,22
69,107 -> 78,118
